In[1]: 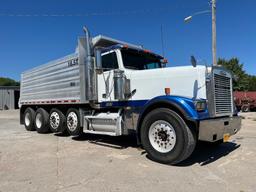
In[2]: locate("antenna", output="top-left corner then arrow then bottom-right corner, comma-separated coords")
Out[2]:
160,24 -> 165,57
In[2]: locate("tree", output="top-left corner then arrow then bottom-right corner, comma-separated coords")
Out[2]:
248,75 -> 256,91
217,58 -> 256,91
0,77 -> 20,86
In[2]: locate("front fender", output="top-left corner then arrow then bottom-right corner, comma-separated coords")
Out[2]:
140,95 -> 209,122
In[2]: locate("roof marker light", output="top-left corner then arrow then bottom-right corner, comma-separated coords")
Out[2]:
165,88 -> 171,95
162,58 -> 168,64
144,49 -> 151,53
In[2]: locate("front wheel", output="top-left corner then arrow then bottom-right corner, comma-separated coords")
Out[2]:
140,108 -> 196,164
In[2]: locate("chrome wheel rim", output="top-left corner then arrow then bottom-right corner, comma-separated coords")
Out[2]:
148,120 -> 176,153
35,113 -> 43,129
24,112 -> 30,126
67,112 -> 78,131
50,112 -> 60,130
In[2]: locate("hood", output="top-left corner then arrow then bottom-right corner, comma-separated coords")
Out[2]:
126,65 -> 208,101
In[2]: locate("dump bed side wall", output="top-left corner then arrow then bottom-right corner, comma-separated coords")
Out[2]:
20,53 -> 82,104
234,91 -> 256,100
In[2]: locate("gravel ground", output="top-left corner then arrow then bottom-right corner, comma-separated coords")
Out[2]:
0,110 -> 255,192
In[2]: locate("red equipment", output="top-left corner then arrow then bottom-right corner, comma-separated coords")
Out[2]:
234,91 -> 256,112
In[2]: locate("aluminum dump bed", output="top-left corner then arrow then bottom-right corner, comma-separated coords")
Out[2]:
20,53 -> 81,104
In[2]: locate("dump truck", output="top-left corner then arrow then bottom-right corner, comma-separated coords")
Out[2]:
19,27 -> 241,164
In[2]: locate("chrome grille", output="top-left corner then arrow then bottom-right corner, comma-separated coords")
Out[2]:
214,74 -> 232,115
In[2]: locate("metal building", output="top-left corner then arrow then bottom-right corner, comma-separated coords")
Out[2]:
0,86 -> 20,110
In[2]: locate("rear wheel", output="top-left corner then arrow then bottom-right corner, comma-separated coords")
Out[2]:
49,108 -> 66,133
24,107 -> 36,131
35,108 -> 50,133
66,108 -> 82,136
141,108 -> 196,164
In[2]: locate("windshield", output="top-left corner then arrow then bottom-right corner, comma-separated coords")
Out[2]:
121,49 -> 162,70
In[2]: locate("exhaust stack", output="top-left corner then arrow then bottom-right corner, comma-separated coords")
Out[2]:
83,27 -> 97,102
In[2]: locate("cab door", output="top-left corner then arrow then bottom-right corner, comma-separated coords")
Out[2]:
97,50 -> 120,102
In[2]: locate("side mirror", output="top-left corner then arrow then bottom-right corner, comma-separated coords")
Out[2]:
95,48 -> 103,74
191,56 -> 197,67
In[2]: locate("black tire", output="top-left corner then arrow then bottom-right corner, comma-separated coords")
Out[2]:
140,108 -> 196,165
241,105 -> 250,112
35,108 -> 50,134
24,107 -> 36,131
49,108 -> 67,133
66,108 -> 82,136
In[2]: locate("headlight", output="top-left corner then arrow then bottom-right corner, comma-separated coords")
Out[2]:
194,100 -> 207,112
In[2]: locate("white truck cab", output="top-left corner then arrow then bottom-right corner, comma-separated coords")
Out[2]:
19,27 -> 241,164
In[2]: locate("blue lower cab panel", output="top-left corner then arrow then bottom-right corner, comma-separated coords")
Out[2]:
100,100 -> 148,108
100,95 -> 210,121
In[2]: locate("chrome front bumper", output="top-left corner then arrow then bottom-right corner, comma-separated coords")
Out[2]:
198,116 -> 242,142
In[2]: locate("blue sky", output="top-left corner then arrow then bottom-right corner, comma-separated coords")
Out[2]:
0,0 -> 255,80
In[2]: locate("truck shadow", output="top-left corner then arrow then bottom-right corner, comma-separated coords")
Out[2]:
68,133 -> 240,166
71,133 -> 138,149
175,141 -> 241,166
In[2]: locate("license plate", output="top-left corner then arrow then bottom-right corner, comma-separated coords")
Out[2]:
223,133 -> 230,142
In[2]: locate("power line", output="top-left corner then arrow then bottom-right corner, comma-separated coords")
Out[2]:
0,8 -> 173,17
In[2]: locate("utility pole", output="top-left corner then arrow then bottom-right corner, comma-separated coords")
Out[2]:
212,0 -> 217,66
184,0 -> 217,66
